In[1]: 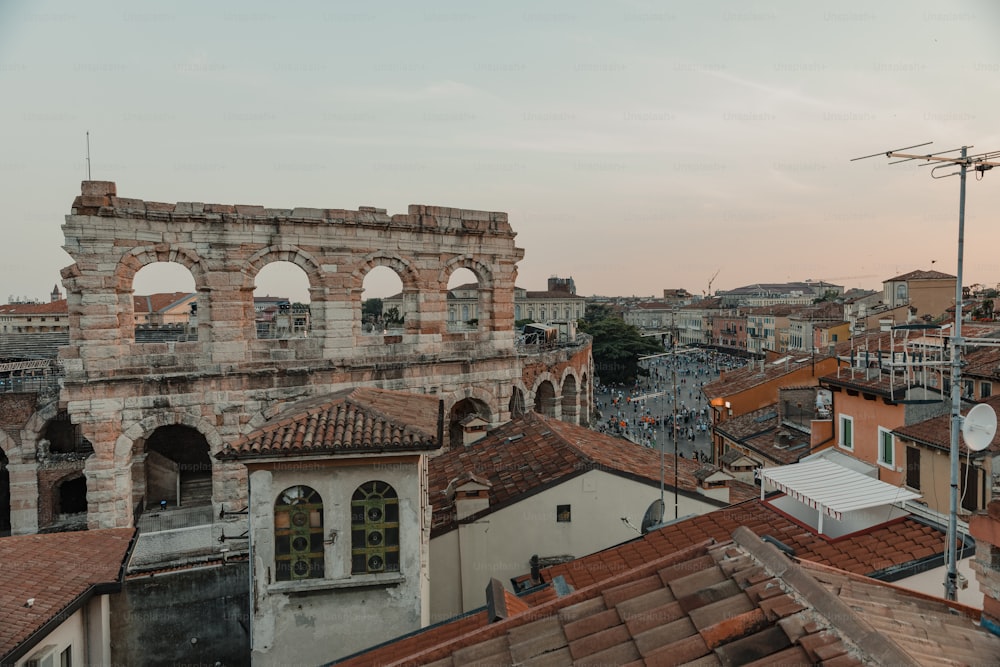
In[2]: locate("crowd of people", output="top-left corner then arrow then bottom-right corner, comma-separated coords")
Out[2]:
593,348 -> 750,462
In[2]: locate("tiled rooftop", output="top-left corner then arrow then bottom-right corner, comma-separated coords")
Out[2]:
894,393 -> 1000,454
0,299 -> 67,315
429,413 -> 757,535
0,528 -> 135,660
703,355 -> 829,400
963,345 -> 1000,379
132,291 -> 194,314
716,404 -> 817,468
542,498 -> 949,590
335,526 -> 995,666
218,387 -> 440,460
887,269 -> 957,281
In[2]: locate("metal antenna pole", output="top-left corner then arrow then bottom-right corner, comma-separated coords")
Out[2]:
86,131 -> 91,180
853,141 -> 1000,602
673,365 -> 679,519
946,146 -> 968,601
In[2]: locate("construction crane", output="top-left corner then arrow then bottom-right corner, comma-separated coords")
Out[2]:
705,269 -> 720,297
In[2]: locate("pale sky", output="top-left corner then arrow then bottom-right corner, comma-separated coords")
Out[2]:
2,1 -> 1000,303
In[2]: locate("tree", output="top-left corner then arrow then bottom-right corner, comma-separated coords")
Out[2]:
579,314 -> 663,385
362,298 -> 383,319
384,306 -> 403,325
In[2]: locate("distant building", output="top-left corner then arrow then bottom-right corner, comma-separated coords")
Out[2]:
883,269 -> 957,321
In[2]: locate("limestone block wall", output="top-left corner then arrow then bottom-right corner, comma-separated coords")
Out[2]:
56,182 -> 591,533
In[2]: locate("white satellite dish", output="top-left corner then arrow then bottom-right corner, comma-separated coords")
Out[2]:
962,403 -> 998,452
641,499 -> 665,534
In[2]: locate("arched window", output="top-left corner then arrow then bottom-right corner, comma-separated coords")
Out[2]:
274,485 -> 324,581
351,481 -> 400,574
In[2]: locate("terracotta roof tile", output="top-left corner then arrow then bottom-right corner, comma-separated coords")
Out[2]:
0,528 -> 134,660
218,387 -> 440,459
429,413 -> 756,535
333,522 -> 1000,667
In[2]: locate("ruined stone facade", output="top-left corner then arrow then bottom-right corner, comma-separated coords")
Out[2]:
38,181 -> 592,535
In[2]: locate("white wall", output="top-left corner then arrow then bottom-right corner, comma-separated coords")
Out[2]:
895,556 -> 982,609
14,597 -> 110,667
430,469 -> 723,618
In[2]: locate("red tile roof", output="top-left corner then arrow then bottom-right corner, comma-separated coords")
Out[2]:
894,393 -> 1000,454
334,526 -> 993,666
429,413 -> 757,535
886,269 -> 957,281
218,387 -> 440,460
0,528 -> 135,662
0,300 -> 67,315
703,354 -> 830,400
542,498 -> 950,590
131,292 -> 195,314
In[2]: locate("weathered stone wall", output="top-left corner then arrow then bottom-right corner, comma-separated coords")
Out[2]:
58,182 -> 592,534
110,561 -> 250,666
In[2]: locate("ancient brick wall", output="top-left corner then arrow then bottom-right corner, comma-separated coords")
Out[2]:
58,182 -> 592,532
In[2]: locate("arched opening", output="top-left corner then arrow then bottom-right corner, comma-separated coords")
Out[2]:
254,261 -> 312,339
579,372 -> 591,427
42,411 -> 91,456
534,380 -> 557,417
561,375 -> 579,424
142,425 -> 212,510
447,268 -> 482,332
131,262 -> 197,342
449,398 -> 491,447
509,387 -> 526,420
362,266 -> 406,335
0,447 -> 9,536
55,474 -> 87,516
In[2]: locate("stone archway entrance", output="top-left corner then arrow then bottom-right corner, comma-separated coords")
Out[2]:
534,380 -> 557,417
142,425 -> 212,510
449,398 -> 491,448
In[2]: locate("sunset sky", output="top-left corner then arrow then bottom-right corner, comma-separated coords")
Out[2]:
2,1 -> 1000,303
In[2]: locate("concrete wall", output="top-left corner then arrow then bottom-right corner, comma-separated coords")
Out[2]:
110,562 -> 250,667
429,468 -> 725,619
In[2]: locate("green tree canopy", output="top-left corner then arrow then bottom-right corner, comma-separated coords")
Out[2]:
579,314 -> 663,385
362,298 -> 383,319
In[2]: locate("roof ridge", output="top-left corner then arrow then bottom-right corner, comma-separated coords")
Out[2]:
377,538 -> 716,665
732,526 -> 916,666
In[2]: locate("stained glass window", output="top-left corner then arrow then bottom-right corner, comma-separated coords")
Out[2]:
274,485 -> 324,582
351,481 -> 400,574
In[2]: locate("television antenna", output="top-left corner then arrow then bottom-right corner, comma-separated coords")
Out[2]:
853,141 -> 1000,601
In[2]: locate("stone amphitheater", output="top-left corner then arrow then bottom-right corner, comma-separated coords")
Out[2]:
0,182 -> 592,559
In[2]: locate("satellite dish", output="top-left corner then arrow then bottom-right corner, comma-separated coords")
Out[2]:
962,403 -> 998,452
641,499 -> 665,534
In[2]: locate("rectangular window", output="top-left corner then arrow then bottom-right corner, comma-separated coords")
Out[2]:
964,379 -> 975,398
839,415 -> 853,450
878,427 -> 894,468
906,447 -> 920,489
556,504 -> 571,522
982,381 -> 993,399
60,646 -> 72,667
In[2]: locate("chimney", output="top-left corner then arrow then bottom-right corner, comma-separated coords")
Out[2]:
445,472 -> 491,521
969,500 -> 1000,636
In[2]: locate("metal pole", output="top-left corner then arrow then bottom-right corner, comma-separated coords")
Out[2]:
946,146 -> 968,601
673,365 -> 679,519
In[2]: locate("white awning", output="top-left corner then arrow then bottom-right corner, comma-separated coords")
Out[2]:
760,459 -> 920,521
